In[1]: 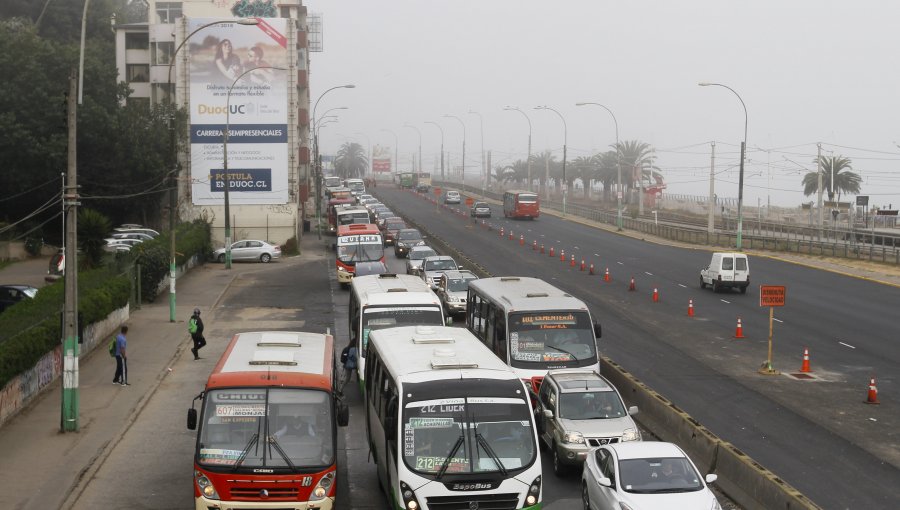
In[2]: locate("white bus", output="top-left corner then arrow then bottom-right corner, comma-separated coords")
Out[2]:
466,277 -> 602,388
349,274 -> 446,392
365,326 -> 543,510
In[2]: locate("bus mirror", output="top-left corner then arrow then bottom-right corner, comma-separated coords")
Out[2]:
337,400 -> 350,427
593,322 -> 602,338
187,408 -> 197,430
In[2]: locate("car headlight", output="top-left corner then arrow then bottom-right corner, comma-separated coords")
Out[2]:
400,481 -> 422,509
710,497 -> 723,510
310,471 -> 335,500
562,431 -> 584,444
622,428 -> 641,441
194,470 -> 219,500
448,295 -> 461,302
526,475 -> 541,506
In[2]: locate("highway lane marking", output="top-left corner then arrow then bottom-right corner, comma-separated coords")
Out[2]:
540,234 -> 545,238
839,341 -> 856,349
594,253 -> 600,257
678,284 -> 687,288
616,261 -> 624,265
574,246 -> 580,250
720,299 -> 731,304
645,271 -> 653,276
773,318 -> 783,323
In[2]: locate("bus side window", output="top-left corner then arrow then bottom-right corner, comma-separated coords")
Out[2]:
492,308 -> 507,360
484,303 -> 496,351
349,297 -> 359,345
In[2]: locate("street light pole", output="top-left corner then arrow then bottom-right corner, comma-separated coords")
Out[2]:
535,106 -> 568,216
425,121 -> 444,181
223,65 -> 287,268
503,106 -> 532,192
575,102 -> 621,230
468,111 -> 486,198
403,124 -> 422,175
699,82 -> 748,250
312,84 -> 355,239
443,115 -> 465,183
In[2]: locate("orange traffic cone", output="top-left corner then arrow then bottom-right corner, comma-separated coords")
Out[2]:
734,317 -> 744,339
604,268 -> 610,282
540,244 -> 545,254
589,263 -> 595,275
549,247 -> 555,257
688,299 -> 694,317
533,240 -> 538,250
499,227 -> 504,238
865,376 -> 880,404
560,249 -> 566,262
570,255 -> 576,267
652,288 -> 659,302
520,235 -> 525,246
799,347 -> 811,373
579,259 -> 585,271
628,277 -> 636,291
509,230 -> 514,241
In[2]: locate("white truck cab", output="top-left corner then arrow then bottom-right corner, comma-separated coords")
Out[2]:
700,252 -> 750,293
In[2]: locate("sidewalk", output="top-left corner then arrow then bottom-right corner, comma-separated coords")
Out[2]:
0,233 -> 327,510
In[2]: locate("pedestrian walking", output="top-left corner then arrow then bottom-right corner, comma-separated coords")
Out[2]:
338,342 -> 358,394
112,325 -> 129,386
189,308 -> 206,360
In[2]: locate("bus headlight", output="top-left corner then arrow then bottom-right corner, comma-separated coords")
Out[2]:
194,470 -> 219,500
310,471 -> 335,500
400,481 -> 421,510
526,475 -> 542,506
562,431 -> 584,444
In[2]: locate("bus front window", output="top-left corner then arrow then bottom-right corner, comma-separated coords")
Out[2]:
361,306 -> 443,355
508,311 -> 597,368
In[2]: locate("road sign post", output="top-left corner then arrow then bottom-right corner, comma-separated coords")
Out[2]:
759,285 -> 786,375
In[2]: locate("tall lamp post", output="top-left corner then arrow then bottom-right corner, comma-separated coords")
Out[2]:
312,84 -> 355,239
403,124 -> 422,174
443,115 -> 466,183
468,110 -> 486,197
503,106 -> 532,192
380,128 -> 399,178
699,82 -> 748,250
425,121 -> 444,181
165,17 -> 258,320
535,106 -> 568,216
223,65 -> 287,268
576,102 -> 622,230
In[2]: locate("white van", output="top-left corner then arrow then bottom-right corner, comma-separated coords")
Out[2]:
700,252 -> 750,293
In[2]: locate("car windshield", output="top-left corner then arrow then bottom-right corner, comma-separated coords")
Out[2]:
403,397 -> 536,477
425,259 -> 457,271
398,231 -> 422,241
197,388 -> 334,471
559,391 -> 625,419
446,278 -> 470,293
507,311 -> 597,368
410,248 -> 436,260
20,287 -> 38,299
386,220 -> 406,228
618,457 -> 704,493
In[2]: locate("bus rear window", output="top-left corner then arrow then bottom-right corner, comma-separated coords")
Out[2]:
517,194 -> 538,203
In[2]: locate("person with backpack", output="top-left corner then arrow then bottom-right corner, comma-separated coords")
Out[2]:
189,308 -> 206,360
112,325 -> 129,386
338,341 -> 358,395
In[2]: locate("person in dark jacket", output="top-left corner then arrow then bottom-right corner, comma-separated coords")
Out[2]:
189,308 -> 206,360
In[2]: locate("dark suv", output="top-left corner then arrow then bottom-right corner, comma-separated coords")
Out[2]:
394,229 -> 425,258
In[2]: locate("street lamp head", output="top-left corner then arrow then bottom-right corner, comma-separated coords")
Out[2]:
343,84 -> 356,89
698,82 -> 714,87
534,106 -> 546,110
237,18 -> 260,25
575,102 -> 587,106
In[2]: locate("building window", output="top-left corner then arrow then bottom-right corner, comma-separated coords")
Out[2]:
281,6 -> 292,18
152,42 -> 174,66
126,64 -> 149,83
125,32 -> 148,49
156,2 -> 183,24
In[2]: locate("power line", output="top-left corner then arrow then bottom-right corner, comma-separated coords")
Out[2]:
0,177 -> 59,202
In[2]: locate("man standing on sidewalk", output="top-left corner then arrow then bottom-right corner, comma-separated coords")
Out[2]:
189,308 -> 206,360
113,325 -> 129,386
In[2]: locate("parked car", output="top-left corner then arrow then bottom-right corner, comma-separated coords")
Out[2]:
405,246 -> 437,276
109,232 -> 155,242
212,240 -> 281,263
582,441 -> 721,510
443,190 -> 461,204
0,285 -> 38,314
700,252 -> 750,293
533,370 -> 640,476
470,201 -> 492,217
113,226 -> 159,237
104,240 -> 141,253
393,228 -> 426,258
420,255 -> 459,289
435,270 -> 478,316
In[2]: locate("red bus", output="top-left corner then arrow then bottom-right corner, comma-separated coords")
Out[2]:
503,190 -> 540,219
336,223 -> 384,287
187,331 -> 349,509
326,198 -> 355,235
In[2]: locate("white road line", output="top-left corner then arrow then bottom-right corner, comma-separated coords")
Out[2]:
773,318 -> 783,323
839,341 -> 856,349
644,271 -> 653,276
540,234 -> 545,237
574,246 -> 580,250
594,253 -> 600,257
678,284 -> 687,288
616,261 -> 624,265
720,299 -> 731,304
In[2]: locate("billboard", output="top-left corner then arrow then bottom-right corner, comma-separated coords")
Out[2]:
188,18 -> 289,205
372,144 -> 392,173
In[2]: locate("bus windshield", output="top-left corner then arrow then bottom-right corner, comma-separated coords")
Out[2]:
197,388 -> 334,471
361,306 -> 443,355
508,311 -> 597,368
337,242 -> 384,263
403,397 -> 536,477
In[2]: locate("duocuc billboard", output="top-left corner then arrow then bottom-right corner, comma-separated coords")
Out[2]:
188,18 -> 289,205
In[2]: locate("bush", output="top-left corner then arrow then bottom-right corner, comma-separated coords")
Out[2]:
128,219 -> 211,302
281,236 -> 298,256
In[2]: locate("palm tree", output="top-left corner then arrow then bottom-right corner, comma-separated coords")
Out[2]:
334,142 -> 368,179
570,156 -> 596,198
593,151 -> 619,202
533,150 -> 557,197
78,208 -> 112,269
614,140 -> 662,203
801,155 -> 862,202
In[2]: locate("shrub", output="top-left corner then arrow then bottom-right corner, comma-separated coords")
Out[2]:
128,219 -> 211,302
281,236 -> 298,256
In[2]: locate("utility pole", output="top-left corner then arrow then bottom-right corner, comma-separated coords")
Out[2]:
62,71 -> 80,432
708,142 -> 716,234
817,142 -> 823,240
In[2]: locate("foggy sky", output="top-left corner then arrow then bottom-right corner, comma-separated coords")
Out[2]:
306,0 -> 900,208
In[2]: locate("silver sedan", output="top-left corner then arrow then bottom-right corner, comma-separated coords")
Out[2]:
213,240 -> 281,263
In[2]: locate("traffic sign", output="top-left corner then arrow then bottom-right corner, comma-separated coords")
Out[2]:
759,285 -> 786,307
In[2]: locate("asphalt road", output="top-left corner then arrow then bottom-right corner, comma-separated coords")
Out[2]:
371,187 -> 900,510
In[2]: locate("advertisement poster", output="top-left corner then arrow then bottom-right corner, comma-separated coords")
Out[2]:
372,144 -> 392,173
188,18 -> 289,205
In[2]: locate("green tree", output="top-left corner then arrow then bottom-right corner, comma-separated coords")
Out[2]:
570,156 -> 596,198
614,140 -> 662,202
801,155 -> 862,202
334,142 -> 368,179
78,208 -> 111,268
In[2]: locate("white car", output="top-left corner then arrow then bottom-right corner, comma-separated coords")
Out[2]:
582,441 -> 721,510
443,190 -> 461,204
405,246 -> 437,276
420,255 -> 459,289
212,240 -> 281,263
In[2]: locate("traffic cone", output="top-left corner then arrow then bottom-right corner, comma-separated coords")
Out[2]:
799,347 -> 811,373
499,227 -> 504,238
589,263 -> 595,275
533,240 -> 538,250
549,247 -> 555,257
541,244 -> 545,254
629,277 -> 636,291
509,230 -> 514,241
734,317 -> 744,339
520,235 -> 525,246
652,288 -> 659,302
604,267 -> 610,282
579,258 -> 584,270
570,255 -> 576,267
865,376 -> 880,404
560,249 -> 566,262
687,299 -> 694,317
